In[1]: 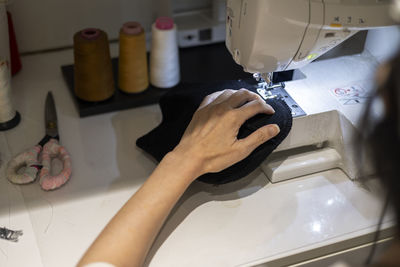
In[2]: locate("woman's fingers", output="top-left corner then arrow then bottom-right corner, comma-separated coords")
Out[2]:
199,89 -> 236,109
199,91 -> 225,108
212,89 -> 236,105
226,88 -> 260,108
236,97 -> 275,124
200,88 -> 267,110
236,124 -> 280,155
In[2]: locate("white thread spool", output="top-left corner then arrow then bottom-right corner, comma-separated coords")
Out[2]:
0,60 -> 17,125
0,3 -> 20,131
150,17 -> 180,89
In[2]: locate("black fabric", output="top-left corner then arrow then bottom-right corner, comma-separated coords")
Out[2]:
136,80 -> 293,184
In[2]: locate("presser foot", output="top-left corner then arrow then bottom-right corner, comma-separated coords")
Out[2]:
255,82 -> 306,118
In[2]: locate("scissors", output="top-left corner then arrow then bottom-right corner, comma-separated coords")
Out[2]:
7,92 -> 72,191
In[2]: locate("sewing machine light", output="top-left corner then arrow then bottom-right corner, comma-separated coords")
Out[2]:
307,54 -> 318,60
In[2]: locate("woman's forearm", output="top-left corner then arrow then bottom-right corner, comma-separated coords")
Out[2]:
78,89 -> 279,267
78,151 -> 202,267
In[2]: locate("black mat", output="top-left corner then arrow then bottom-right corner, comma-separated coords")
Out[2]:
61,42 -> 253,117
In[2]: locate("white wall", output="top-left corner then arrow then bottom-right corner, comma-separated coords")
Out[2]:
173,0 -> 211,13
6,0 -> 211,53
7,0 -> 155,53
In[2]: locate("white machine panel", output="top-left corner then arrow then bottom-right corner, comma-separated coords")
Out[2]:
226,0 -> 394,74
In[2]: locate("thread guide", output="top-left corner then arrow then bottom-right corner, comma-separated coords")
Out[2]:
61,42 -> 252,117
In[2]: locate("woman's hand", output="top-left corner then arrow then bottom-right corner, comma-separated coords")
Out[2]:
173,89 -> 280,180
78,88 -> 280,267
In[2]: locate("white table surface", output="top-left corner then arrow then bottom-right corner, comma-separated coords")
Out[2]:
0,47 -> 396,267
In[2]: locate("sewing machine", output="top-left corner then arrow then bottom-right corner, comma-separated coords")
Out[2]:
225,0 -> 396,183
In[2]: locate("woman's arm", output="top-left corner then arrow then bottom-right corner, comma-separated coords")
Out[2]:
77,89 -> 280,267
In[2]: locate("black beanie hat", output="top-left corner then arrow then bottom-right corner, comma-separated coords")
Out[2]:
136,80 -> 293,184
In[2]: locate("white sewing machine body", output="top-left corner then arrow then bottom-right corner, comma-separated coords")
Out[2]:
226,0 -> 394,74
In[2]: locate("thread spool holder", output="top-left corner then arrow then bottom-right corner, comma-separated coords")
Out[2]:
0,111 -> 20,131
61,42 -> 252,117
